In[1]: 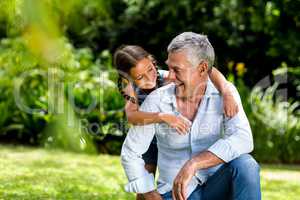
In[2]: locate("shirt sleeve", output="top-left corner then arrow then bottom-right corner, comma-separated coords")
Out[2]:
208,83 -> 254,163
121,91 -> 161,193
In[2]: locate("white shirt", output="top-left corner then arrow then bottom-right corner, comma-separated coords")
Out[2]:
121,79 -> 253,198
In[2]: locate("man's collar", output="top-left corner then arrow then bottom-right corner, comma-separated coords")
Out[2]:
161,78 -> 217,107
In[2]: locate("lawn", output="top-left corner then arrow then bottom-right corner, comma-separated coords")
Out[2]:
0,145 -> 299,200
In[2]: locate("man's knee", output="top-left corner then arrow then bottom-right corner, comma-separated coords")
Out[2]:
229,154 -> 260,183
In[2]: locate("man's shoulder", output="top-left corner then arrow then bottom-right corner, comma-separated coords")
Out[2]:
139,83 -> 175,110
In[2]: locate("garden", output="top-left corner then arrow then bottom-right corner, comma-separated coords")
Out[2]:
0,0 -> 299,199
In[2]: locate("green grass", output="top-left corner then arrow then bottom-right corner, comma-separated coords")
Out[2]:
0,145 -> 133,200
0,145 -> 299,200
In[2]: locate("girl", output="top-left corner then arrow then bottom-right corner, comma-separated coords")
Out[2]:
114,45 -> 238,199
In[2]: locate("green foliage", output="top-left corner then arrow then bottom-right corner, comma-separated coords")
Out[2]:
3,0 -> 299,81
0,36 -> 125,153
250,84 -> 300,163
0,0 -> 299,161
0,37 -> 51,143
228,62 -> 300,163
39,0 -> 298,86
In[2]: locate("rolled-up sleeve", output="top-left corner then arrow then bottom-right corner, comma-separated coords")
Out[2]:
208,84 -> 254,163
121,92 -> 160,193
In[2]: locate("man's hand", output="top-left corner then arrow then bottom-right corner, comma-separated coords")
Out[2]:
172,160 -> 197,200
143,190 -> 163,200
172,151 -> 224,200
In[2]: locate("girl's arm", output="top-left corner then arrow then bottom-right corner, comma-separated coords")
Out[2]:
122,82 -> 161,124
209,67 -> 239,117
122,82 -> 190,134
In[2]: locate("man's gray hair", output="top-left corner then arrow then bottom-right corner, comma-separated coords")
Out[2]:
167,32 -> 215,69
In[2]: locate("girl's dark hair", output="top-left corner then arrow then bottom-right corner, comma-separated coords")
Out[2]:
114,45 -> 160,104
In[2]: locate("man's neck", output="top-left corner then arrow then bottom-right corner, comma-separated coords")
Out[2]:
174,77 -> 208,121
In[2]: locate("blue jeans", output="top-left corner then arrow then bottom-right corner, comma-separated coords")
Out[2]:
161,154 -> 261,200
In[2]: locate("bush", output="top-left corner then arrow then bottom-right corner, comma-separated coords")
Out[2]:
250,84 -> 300,163
2,0 -> 300,87
0,37 -> 51,143
230,63 -> 300,163
0,37 -> 126,153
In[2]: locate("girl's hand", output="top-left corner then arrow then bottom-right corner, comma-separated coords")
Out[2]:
159,113 -> 192,135
223,93 -> 239,118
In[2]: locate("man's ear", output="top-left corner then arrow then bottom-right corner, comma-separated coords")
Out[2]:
197,60 -> 209,75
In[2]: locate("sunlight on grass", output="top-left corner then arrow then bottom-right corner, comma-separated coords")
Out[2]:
261,164 -> 300,200
0,145 -> 133,199
0,145 -> 299,200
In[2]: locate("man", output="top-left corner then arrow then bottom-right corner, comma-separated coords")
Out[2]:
121,32 -> 261,200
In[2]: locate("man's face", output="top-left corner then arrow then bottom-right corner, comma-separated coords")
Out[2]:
165,50 -> 198,87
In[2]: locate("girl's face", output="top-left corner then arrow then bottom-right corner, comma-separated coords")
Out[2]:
129,57 -> 158,89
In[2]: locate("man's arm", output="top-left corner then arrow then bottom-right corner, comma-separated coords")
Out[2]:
121,91 -> 162,199
121,123 -> 156,192
207,83 -> 253,162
